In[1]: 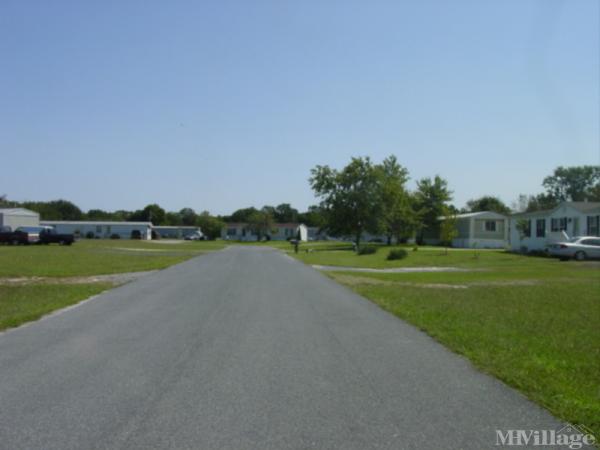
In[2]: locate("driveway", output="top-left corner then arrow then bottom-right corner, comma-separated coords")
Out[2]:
0,246 -> 568,449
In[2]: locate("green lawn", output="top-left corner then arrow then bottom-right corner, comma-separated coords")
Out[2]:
0,239 -> 228,330
0,239 -> 227,277
0,283 -> 112,331
282,241 -> 600,438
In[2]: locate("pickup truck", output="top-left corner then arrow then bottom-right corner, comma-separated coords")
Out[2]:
38,227 -> 75,245
0,226 -> 30,245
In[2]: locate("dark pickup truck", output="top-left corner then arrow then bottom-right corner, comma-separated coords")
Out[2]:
0,226 -> 30,245
38,227 -> 75,245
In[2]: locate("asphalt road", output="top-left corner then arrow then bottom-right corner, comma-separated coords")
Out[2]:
0,246 -> 568,449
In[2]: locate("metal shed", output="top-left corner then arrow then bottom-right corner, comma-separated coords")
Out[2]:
0,208 -> 40,230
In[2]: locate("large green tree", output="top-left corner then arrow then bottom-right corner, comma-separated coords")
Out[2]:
130,204 -> 166,225
246,208 -> 274,241
22,199 -> 83,220
542,165 -> 600,202
273,203 -> 299,223
465,196 -> 510,215
196,211 -> 225,240
414,175 -> 452,244
376,155 -> 415,244
310,156 -> 381,248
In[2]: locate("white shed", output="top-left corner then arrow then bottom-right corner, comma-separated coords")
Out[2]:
0,208 -> 40,230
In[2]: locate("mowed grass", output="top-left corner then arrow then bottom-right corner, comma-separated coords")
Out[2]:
284,242 -> 600,438
0,239 -> 228,330
0,239 -> 227,277
0,283 -> 112,331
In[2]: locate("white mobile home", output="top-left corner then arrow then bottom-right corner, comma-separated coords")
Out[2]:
425,211 -> 509,248
0,208 -> 40,230
153,226 -> 203,239
40,220 -> 153,240
510,201 -> 600,251
222,223 -> 308,242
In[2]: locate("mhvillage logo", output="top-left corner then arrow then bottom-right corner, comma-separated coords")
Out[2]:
496,424 -> 596,449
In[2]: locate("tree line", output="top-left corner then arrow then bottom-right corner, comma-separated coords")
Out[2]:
310,157 -> 600,248
1,163 -> 597,243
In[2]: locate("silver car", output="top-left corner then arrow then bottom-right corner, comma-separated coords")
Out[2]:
548,236 -> 600,261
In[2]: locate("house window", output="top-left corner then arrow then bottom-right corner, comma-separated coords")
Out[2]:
484,221 -> 496,232
536,219 -> 546,238
588,216 -> 600,237
227,228 -> 237,236
96,225 -> 102,233
551,217 -> 567,232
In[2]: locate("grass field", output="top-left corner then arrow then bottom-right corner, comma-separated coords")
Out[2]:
0,239 -> 227,331
0,239 -> 227,277
283,241 -> 600,438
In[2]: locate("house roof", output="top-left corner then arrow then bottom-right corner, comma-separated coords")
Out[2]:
41,220 -> 153,226
562,201 -> 600,213
153,226 -> 200,230
511,201 -> 600,217
0,208 -> 40,217
439,211 -> 507,220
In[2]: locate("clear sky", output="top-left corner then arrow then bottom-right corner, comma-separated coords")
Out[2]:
1,0 -> 598,215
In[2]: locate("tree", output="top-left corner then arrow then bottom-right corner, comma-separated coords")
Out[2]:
197,211 -> 225,240
515,218 -> 531,252
273,203 -> 299,223
246,209 -> 274,241
376,155 -> 413,245
414,176 -> 453,244
439,206 -> 458,255
465,196 -> 510,215
179,208 -> 197,226
542,165 -> 600,202
22,199 -> 83,220
298,205 -> 325,228
130,204 -> 166,225
228,207 -> 259,223
310,156 -> 381,249
525,193 -> 558,212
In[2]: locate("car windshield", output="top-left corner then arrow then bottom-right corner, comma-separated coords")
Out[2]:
16,227 -> 45,233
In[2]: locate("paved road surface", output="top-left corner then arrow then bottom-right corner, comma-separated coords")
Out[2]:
0,247 -> 568,449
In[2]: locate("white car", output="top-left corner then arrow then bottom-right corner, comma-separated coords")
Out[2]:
548,236 -> 600,261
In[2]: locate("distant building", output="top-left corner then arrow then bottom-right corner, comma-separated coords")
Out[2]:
426,211 -> 509,248
0,208 -> 40,230
40,220 -> 153,240
222,223 -> 308,242
509,201 -> 600,251
153,226 -> 203,239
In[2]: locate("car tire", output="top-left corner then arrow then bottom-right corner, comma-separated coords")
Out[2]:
574,251 -> 586,261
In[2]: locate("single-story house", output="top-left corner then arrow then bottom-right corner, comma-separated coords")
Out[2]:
425,211 -> 509,248
509,201 -> 600,251
222,223 -> 308,242
40,220 -> 153,240
152,226 -> 203,239
0,208 -> 40,230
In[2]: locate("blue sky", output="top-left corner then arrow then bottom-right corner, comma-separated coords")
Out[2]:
1,0 -> 598,215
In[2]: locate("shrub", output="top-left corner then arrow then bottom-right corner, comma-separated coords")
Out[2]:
387,249 -> 408,260
110,234 -> 121,240
130,230 -> 141,240
412,246 -> 418,252
357,245 -> 378,255
85,231 -> 95,239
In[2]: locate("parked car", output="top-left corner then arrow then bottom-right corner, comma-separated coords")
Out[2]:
184,232 -> 204,241
0,226 -> 29,245
14,226 -> 46,244
548,236 -> 600,261
38,226 -> 75,245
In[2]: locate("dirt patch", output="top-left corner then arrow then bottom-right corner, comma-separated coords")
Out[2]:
0,271 -> 156,286
331,274 -> 542,290
314,265 -> 476,273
